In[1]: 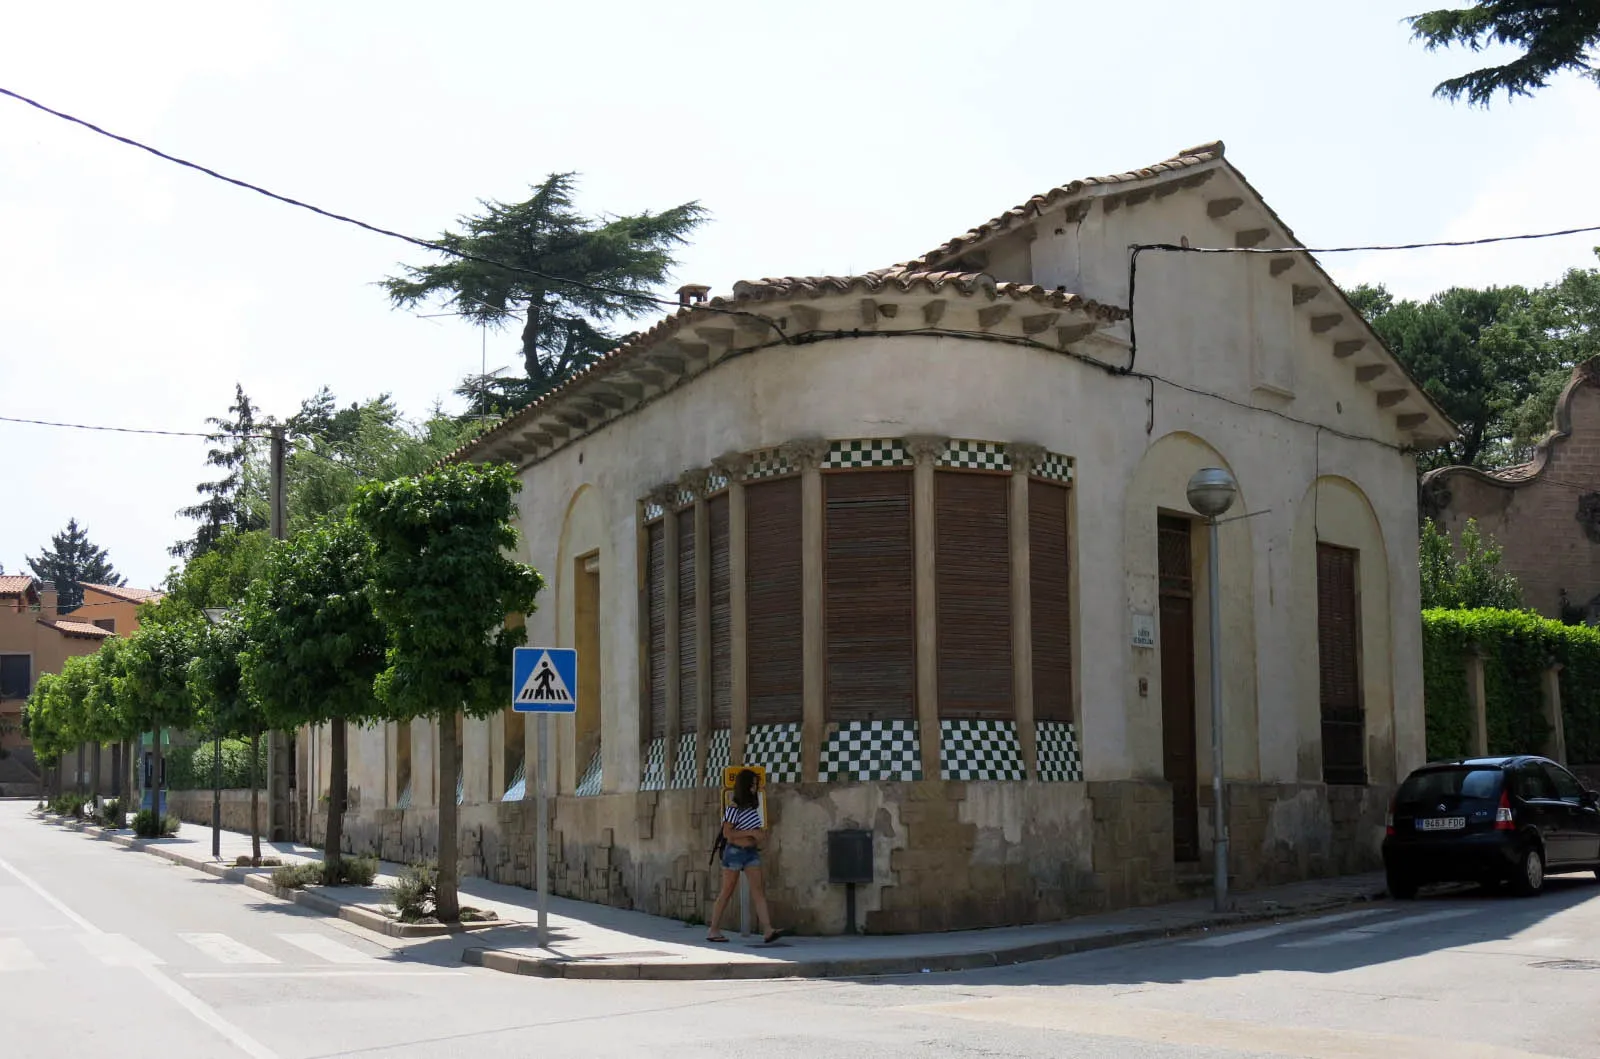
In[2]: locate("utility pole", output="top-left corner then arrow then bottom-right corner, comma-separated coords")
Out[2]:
267,426 -> 292,843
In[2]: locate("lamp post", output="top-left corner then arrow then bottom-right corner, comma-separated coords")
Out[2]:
202,608 -> 231,861
1186,467 -> 1237,913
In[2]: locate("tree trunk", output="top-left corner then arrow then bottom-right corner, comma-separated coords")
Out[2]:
324,719 -> 346,878
119,739 -> 133,825
151,726 -> 164,828
90,744 -> 102,809
249,731 -> 261,865
435,711 -> 460,922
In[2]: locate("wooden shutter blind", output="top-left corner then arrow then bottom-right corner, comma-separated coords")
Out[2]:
677,508 -> 698,734
646,520 -> 667,742
1316,543 -> 1365,785
935,471 -> 1013,719
1029,479 -> 1073,722
746,477 -> 803,727
824,470 -> 915,722
709,494 -> 733,731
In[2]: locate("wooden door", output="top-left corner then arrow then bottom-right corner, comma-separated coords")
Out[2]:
1158,515 -> 1199,863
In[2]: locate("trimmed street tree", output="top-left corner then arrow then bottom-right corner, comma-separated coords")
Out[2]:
87,636 -> 138,818
352,463 -> 543,921
190,614 -> 269,863
118,604 -> 202,814
242,518 -> 388,874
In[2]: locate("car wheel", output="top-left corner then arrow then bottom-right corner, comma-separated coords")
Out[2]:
1510,846 -> 1546,897
1386,869 -> 1418,900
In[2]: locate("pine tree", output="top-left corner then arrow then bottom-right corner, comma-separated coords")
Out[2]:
382,173 -> 707,413
173,384 -> 268,559
26,518 -> 125,612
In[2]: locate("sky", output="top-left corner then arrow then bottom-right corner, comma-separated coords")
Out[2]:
2,0 -> 1598,590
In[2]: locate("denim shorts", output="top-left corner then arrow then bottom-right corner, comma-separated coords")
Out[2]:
722,844 -> 761,871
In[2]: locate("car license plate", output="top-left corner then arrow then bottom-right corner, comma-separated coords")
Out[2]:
1417,817 -> 1465,831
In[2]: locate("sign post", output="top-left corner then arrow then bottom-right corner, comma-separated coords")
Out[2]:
512,646 -> 578,951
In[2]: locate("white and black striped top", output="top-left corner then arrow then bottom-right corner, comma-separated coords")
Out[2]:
724,804 -> 763,832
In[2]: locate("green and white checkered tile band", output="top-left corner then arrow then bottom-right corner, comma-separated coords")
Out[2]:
396,783 -> 412,810
824,438 -> 910,469
575,747 -> 603,797
677,489 -> 697,508
456,771 -> 465,806
1034,451 -> 1072,482
670,733 -> 699,789
938,439 -> 1010,472
704,728 -> 731,785
707,470 -> 730,493
1036,720 -> 1083,782
644,500 -> 666,521
502,758 -> 527,801
640,736 -> 668,791
744,723 -> 802,783
939,719 -> 1024,781
746,448 -> 793,481
821,719 -> 923,782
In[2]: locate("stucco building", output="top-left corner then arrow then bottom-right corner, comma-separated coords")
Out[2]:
310,142 -> 1454,931
1424,357 -> 1600,621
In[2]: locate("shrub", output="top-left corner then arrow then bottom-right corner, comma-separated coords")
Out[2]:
132,810 -> 180,838
165,738 -> 268,791
384,861 -> 438,923
97,799 -> 125,828
49,792 -> 89,818
270,855 -> 379,891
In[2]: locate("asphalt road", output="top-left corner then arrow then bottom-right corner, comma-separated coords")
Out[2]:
5,797 -> 1600,1058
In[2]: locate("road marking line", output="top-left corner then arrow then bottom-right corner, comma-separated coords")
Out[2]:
1282,907 -> 1477,948
0,849 -> 279,1059
0,937 -> 42,971
183,970 -> 467,979
276,932 -> 378,965
1185,908 -> 1391,947
78,933 -> 165,966
180,933 -> 279,965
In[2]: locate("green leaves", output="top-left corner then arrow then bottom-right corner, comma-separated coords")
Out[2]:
1409,2 -> 1600,105
240,517 -> 388,729
352,462 -> 544,722
1420,518 -> 1524,609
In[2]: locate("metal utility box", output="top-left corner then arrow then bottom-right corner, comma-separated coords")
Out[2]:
827,828 -> 873,884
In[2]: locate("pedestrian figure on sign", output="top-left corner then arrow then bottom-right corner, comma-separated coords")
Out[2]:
706,768 -> 787,944
533,661 -> 558,700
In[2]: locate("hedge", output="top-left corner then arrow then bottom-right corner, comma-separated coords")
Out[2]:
1422,608 -> 1600,764
164,738 -> 268,791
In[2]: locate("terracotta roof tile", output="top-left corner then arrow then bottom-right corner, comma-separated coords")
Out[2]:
37,618 -> 114,639
0,576 -> 34,597
81,583 -> 164,604
904,142 -> 1228,270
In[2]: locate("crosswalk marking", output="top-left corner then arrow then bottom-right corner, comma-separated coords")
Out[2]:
275,933 -> 378,965
0,937 -> 43,971
1185,907 -> 1390,947
180,932 -> 279,965
77,933 -> 163,966
1281,907 -> 1476,948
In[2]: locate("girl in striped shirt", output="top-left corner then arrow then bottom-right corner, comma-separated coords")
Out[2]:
707,768 -> 785,943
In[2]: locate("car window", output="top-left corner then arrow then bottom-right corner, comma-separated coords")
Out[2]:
1515,766 -> 1559,801
1543,764 -> 1584,805
1398,768 -> 1503,802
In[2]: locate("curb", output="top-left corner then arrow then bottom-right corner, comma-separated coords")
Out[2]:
462,889 -> 1389,981
45,815 -> 506,940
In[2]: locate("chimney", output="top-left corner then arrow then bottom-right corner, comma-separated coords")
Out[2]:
676,283 -> 710,308
37,580 -> 57,620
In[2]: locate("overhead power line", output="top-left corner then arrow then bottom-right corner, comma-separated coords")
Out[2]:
0,414 -> 270,439
0,85 -> 787,341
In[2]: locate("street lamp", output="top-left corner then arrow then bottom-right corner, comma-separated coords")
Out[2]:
1186,467 -> 1237,913
202,607 -> 231,861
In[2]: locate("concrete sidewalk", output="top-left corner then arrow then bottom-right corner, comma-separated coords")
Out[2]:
33,808 -> 1389,980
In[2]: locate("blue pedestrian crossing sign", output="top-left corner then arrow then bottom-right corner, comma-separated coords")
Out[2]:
512,647 -> 578,714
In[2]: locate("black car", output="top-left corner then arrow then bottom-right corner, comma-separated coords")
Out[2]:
1382,755 -> 1600,898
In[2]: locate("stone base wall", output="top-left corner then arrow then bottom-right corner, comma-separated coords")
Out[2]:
315,778 -> 1385,934
168,789 -> 266,835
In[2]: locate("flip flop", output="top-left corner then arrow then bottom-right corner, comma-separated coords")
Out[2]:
706,934 -> 730,943
763,929 -> 789,944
